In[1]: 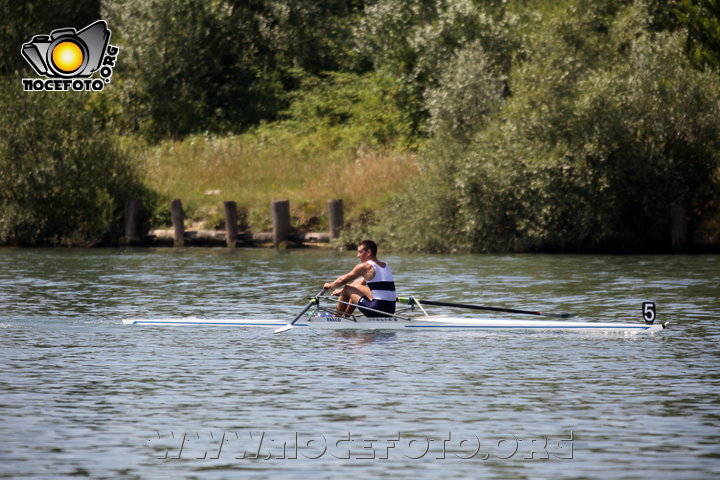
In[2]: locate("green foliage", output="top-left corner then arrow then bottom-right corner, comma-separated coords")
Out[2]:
354,0 -> 517,135
381,1 -> 720,252
103,0 -> 273,138
1,0 -> 718,251
672,0 -> 720,69
424,40 -> 507,144
102,0 -> 362,139
0,79 -> 151,246
278,71 -> 415,152
0,0 -> 101,76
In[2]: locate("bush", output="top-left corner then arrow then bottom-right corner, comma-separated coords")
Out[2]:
279,71 -> 415,152
0,80 -> 151,246
379,2 -> 720,252
102,0 -> 363,139
354,0 -> 516,135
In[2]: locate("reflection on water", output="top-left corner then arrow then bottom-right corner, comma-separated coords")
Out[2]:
0,248 -> 718,479
331,330 -> 398,346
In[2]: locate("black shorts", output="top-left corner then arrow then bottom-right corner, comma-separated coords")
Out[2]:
357,297 -> 396,317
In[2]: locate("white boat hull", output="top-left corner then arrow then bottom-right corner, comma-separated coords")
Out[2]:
122,314 -> 667,333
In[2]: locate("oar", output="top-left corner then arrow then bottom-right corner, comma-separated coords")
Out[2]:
398,297 -> 575,319
274,288 -> 328,334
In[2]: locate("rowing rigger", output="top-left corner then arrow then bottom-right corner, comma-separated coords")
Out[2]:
122,296 -> 669,334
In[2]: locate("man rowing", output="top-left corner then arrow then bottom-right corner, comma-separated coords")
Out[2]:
323,239 -> 396,317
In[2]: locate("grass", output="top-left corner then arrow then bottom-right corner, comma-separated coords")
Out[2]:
134,128 -> 418,232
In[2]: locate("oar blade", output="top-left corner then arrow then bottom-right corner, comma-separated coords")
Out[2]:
273,324 -> 293,334
541,312 -> 576,319
274,287 -> 328,334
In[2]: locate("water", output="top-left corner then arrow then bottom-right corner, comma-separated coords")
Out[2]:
1,248 -> 718,479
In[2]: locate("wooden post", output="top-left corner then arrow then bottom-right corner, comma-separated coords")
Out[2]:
122,198 -> 139,244
224,201 -> 238,248
272,199 -> 290,247
328,199 -> 344,239
671,204 -> 688,253
171,199 -> 185,247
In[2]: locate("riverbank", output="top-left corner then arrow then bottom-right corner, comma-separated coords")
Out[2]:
132,132 -> 418,234
144,228 -> 331,248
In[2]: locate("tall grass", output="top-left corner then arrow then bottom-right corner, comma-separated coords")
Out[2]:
136,129 -> 418,231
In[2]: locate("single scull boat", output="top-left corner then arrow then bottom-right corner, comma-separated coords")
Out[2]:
122,295 -> 668,334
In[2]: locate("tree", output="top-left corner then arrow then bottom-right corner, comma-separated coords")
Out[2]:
102,0 -> 363,138
672,0 -> 720,68
0,79 -> 149,246
378,1 -> 720,252
424,40 -> 506,145
354,0 -> 515,135
0,0 -> 101,76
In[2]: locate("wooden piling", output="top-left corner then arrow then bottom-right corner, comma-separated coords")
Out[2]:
272,199 -> 290,247
671,204 -> 688,253
328,199 -> 344,239
122,198 -> 139,244
224,201 -> 238,248
171,199 -> 185,247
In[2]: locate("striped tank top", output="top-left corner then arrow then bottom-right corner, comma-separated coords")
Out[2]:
366,260 -> 396,301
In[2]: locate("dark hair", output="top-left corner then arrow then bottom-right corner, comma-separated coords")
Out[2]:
359,239 -> 377,256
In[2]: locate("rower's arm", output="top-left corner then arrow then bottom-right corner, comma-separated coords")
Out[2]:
325,263 -> 370,289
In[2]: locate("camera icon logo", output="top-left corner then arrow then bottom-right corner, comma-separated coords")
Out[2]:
21,20 -> 119,91
22,20 -> 110,78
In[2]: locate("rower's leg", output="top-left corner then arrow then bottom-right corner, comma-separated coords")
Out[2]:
335,290 -> 349,315
335,284 -> 371,316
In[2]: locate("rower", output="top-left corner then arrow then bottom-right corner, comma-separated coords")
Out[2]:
323,240 -> 397,317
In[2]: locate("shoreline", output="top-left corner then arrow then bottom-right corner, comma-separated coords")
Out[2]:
136,228 -> 334,248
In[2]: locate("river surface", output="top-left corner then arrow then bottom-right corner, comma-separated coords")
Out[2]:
0,248 -> 718,479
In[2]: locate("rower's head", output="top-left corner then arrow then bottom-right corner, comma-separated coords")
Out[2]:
357,239 -> 377,261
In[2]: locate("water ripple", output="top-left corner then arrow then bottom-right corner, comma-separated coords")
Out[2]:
0,249 -> 718,479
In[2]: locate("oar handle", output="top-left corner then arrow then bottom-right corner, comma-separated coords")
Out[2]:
288,287 -> 328,326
